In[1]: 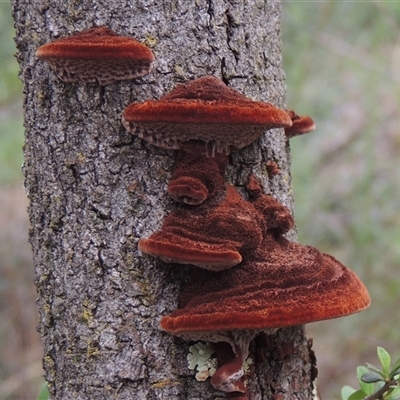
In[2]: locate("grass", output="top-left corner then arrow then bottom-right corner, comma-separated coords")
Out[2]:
1,2 -> 400,399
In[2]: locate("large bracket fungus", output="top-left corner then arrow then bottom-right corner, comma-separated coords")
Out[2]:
160,177 -> 371,394
161,231 -> 371,334
36,26 -> 155,85
120,76 -> 370,397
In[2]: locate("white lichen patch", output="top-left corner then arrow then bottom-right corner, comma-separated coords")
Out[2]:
243,356 -> 254,373
312,378 -> 321,400
187,342 -> 218,381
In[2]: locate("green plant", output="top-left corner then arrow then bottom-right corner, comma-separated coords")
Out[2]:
36,381 -> 50,400
341,347 -> 400,400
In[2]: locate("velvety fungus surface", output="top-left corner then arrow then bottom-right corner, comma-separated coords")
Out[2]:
36,26 -> 155,85
122,76 -> 292,154
161,237 -> 370,333
139,185 -> 265,271
167,144 -> 227,205
159,177 -> 370,395
284,110 -> 316,138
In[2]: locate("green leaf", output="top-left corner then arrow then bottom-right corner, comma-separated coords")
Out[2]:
341,385 -> 357,400
357,366 -> 375,395
36,382 -> 50,400
377,347 -> 391,376
366,362 -> 385,377
390,356 -> 400,377
361,371 -> 384,383
347,389 -> 368,400
391,370 -> 400,380
386,387 -> 400,400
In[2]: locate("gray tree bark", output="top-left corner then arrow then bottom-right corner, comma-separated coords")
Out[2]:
12,0 -> 315,399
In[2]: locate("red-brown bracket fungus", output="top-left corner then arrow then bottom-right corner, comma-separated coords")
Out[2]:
167,142 -> 228,205
160,244 -> 370,394
246,175 -> 295,235
160,177 -> 370,395
139,166 -> 293,271
265,160 -> 280,176
138,185 -> 264,271
122,76 -> 292,155
138,142 -> 265,270
284,110 -> 316,139
162,240 -> 370,334
36,26 -> 155,85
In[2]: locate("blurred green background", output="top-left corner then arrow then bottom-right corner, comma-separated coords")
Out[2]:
283,2 -> 400,398
1,1 -> 399,399
0,2 -> 43,400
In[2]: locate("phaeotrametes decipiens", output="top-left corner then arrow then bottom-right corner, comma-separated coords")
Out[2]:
36,25 -> 370,399
36,26 -> 155,85
123,76 -> 371,398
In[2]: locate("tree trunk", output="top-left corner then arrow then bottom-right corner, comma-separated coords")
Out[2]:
12,0 -> 315,398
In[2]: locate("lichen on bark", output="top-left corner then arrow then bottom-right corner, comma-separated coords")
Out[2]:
11,0 -> 314,398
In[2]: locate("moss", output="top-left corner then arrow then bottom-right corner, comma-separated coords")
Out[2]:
81,299 -> 94,324
144,34 -> 158,48
86,341 -> 101,357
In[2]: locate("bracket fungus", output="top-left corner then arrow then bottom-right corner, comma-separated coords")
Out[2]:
265,160 -> 280,176
122,75 -> 292,155
159,177 -> 370,395
167,142 -> 227,205
139,162 -> 292,271
160,244 -> 370,395
138,184 -> 264,271
161,241 -> 370,332
284,110 -> 316,139
139,144 -> 264,270
36,26 -> 155,85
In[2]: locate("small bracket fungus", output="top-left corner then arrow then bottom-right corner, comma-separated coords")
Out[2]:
36,26 -> 155,85
167,143 -> 227,205
266,160 -> 280,176
122,75 -> 292,155
284,110 -> 316,139
140,163 -> 295,274
210,335 -> 262,394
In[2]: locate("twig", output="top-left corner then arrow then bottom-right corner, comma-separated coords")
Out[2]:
363,379 -> 398,400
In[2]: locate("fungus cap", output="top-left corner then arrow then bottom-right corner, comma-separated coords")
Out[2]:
139,237 -> 242,270
284,110 -> 316,138
122,76 -> 292,154
209,339 -> 255,394
138,186 -> 264,271
160,239 -> 371,334
167,146 -> 227,205
36,26 -> 155,85
167,176 -> 210,205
